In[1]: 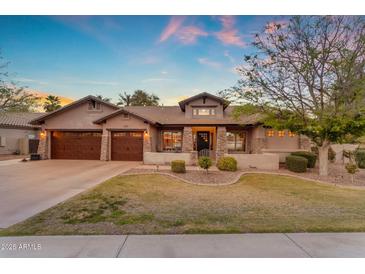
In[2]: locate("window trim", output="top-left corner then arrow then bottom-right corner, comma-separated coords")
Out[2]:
192,107 -> 217,117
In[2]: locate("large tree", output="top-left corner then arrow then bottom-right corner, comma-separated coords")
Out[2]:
118,90 -> 160,106
0,53 -> 39,112
95,94 -> 111,103
43,95 -> 61,112
222,16 -> 365,176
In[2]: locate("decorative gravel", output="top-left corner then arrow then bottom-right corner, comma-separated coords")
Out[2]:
123,168 -> 240,185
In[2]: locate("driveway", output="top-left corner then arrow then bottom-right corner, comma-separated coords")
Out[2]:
0,160 -> 139,228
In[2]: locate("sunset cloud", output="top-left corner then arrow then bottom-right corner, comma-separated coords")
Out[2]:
265,20 -> 288,33
198,58 -> 222,69
215,16 -> 245,47
159,16 -> 207,44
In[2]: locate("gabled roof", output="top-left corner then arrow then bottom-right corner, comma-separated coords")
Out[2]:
95,105 -> 261,126
178,92 -> 230,111
0,112 -> 44,129
30,95 -> 119,125
94,108 -> 159,125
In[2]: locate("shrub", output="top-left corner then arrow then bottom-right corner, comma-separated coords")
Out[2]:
355,149 -> 365,169
345,163 -> 359,184
198,156 -> 212,173
217,156 -> 237,171
291,151 -> 317,168
286,155 -> 308,173
171,160 -> 186,173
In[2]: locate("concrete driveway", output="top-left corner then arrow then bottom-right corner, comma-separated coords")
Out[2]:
0,160 -> 139,228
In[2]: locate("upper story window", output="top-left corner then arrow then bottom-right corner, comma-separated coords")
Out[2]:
192,108 -> 216,116
88,100 -> 101,111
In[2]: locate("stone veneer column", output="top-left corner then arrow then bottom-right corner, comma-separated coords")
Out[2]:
216,126 -> 227,160
299,135 -> 311,151
182,127 -> 193,152
38,130 -> 49,159
143,125 -> 152,152
100,129 -> 109,161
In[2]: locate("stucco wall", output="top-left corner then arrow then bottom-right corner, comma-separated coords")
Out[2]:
0,127 -> 39,155
143,152 -> 193,165
42,101 -> 116,130
331,144 -> 360,164
226,153 -> 279,170
185,97 -> 224,119
265,129 -> 300,150
261,148 -> 307,163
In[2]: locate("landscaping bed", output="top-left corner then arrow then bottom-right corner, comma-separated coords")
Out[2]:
2,173 -> 365,236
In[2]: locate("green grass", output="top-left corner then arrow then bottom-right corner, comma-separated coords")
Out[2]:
2,173 -> 365,236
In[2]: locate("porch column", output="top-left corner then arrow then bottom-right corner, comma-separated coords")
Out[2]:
38,129 -> 50,160
182,126 -> 193,152
100,128 -> 110,161
143,125 -> 152,152
216,126 -> 227,160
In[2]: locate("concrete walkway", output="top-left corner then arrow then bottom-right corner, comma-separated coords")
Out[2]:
0,160 -> 139,228
1,233 -> 365,258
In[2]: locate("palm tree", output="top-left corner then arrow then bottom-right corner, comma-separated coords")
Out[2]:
117,92 -> 132,106
95,94 -> 111,103
43,95 -> 61,112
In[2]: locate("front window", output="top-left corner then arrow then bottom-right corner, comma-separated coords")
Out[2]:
193,108 -> 216,116
278,130 -> 285,137
288,131 -> 296,137
226,131 -> 246,152
266,130 -> 275,137
162,131 -> 182,151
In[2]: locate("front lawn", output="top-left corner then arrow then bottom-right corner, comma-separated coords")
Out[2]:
1,173 -> 365,235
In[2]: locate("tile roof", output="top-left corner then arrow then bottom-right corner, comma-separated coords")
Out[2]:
0,112 -> 44,129
102,106 -> 262,125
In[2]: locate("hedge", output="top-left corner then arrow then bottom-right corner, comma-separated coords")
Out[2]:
286,155 -> 308,173
291,151 -> 317,168
198,156 -> 212,171
171,160 -> 186,173
217,156 -> 237,171
355,149 -> 365,169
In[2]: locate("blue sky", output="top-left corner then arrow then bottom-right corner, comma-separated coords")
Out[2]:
0,15 -> 281,105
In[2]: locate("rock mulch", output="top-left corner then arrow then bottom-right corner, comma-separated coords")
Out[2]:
123,163 -> 365,187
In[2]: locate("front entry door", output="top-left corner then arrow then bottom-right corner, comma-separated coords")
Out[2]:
197,131 -> 210,152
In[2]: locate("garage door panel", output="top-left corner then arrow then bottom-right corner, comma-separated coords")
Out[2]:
111,131 -> 143,161
51,131 -> 102,160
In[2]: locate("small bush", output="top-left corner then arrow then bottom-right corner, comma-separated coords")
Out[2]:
291,151 -> 317,168
355,149 -> 365,169
286,155 -> 308,173
217,156 -> 237,171
198,156 -> 212,172
171,160 -> 186,173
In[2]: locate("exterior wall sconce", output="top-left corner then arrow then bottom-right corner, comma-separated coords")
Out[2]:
40,131 -> 46,139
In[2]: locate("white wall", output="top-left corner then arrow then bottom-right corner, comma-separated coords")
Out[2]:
226,153 -> 279,170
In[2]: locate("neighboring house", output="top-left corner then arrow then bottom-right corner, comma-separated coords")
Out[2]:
0,112 -> 43,155
30,93 -> 310,169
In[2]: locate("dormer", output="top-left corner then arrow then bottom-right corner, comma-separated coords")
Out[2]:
178,92 -> 229,119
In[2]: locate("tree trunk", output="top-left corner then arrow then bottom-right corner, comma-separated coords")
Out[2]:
318,141 -> 330,176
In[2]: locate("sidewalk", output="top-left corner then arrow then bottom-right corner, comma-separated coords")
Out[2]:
1,233 -> 365,258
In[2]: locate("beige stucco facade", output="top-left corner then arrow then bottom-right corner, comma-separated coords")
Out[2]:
0,127 -> 39,155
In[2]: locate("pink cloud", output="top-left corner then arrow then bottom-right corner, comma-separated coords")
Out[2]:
215,16 -> 245,47
159,16 -> 207,45
265,20 -> 288,34
159,16 -> 186,42
176,26 -> 208,44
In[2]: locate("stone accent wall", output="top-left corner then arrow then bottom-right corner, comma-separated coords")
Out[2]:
143,126 -> 152,153
251,137 -> 266,154
299,135 -> 311,151
38,131 -> 49,159
100,129 -> 109,161
182,127 -> 193,152
216,126 -> 227,159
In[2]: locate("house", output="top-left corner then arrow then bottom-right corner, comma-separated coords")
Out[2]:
30,92 -> 310,169
0,112 -> 43,155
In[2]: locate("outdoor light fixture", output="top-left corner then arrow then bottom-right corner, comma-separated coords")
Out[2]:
40,131 -> 46,138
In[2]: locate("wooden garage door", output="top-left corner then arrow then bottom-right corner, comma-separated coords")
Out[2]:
51,131 -> 102,160
111,131 -> 143,161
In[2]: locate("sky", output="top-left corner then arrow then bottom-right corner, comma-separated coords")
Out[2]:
0,15 -> 283,105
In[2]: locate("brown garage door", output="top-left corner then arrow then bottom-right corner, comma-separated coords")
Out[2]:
51,131 -> 102,160
111,131 -> 143,161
